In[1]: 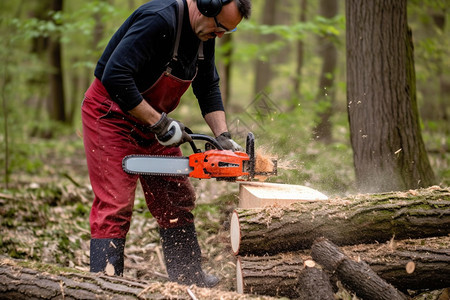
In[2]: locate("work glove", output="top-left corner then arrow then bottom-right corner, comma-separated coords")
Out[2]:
216,132 -> 244,152
150,113 -> 192,147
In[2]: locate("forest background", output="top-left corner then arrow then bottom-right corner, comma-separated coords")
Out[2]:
0,0 -> 449,294
1,0 -> 449,195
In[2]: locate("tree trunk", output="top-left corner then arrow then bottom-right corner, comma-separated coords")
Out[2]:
312,238 -> 409,300
231,186 -> 450,255
312,0 -> 338,143
0,258 -> 275,300
291,0 -> 308,106
253,0 -> 277,95
346,0 -> 436,193
47,0 -> 66,123
217,34 -> 233,108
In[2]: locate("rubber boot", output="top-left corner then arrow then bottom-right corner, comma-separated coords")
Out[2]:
90,238 -> 125,276
160,223 -> 219,288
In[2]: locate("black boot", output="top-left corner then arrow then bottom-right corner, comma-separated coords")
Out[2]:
160,223 -> 219,288
90,238 -> 125,276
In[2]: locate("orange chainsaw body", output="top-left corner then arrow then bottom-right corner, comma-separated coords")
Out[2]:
188,149 -> 249,179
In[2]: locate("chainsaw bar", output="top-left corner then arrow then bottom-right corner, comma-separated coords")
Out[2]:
122,155 -> 192,176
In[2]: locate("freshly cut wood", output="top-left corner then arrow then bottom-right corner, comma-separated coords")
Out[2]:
0,257 -> 276,300
236,253 -> 334,299
238,182 -> 328,208
311,238 -> 408,300
231,186 -> 450,255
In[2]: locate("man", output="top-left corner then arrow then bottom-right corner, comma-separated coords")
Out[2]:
81,0 -> 251,288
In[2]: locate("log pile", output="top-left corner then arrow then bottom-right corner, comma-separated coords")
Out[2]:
0,257 -> 278,300
230,184 -> 450,298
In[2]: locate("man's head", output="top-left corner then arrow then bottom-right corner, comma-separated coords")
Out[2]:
188,0 -> 252,41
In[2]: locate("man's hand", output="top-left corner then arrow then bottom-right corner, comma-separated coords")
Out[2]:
150,113 -> 192,147
216,132 -> 244,152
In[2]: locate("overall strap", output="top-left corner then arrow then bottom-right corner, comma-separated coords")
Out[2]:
173,0 -> 204,63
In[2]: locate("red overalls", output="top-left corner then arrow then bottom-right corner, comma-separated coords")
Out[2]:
82,4 -> 203,239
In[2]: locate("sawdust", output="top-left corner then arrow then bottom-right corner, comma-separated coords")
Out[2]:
254,149 -> 277,181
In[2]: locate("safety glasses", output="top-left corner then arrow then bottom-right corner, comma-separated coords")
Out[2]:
213,16 -> 237,34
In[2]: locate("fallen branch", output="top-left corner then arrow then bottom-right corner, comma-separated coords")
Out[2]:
311,238 -> 408,300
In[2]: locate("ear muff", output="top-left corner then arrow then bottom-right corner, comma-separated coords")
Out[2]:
197,0 -> 232,18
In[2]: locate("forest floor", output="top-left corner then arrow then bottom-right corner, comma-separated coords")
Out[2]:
0,134 -> 448,299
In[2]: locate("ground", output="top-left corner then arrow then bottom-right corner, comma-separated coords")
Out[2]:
0,135 -> 447,299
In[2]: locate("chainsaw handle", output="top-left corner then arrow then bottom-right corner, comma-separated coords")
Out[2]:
187,133 -> 223,153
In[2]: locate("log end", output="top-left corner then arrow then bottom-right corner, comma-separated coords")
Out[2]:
236,257 -> 244,294
230,210 -> 241,255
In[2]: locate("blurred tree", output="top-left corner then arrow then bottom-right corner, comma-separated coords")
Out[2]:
292,0 -> 307,100
217,34 -> 233,108
312,0 -> 338,143
346,0 -> 436,192
253,0 -> 277,96
48,0 -> 66,123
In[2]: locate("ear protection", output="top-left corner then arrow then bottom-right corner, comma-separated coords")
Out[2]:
197,0 -> 233,17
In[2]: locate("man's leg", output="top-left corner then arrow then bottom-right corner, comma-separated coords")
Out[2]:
82,88 -> 140,275
140,147 -> 219,287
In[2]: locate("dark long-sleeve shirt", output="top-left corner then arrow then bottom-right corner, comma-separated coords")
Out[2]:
94,0 -> 224,116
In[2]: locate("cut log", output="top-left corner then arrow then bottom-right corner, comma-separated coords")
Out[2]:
236,253 -> 334,299
235,237 -> 450,296
238,182 -> 328,208
0,257 -> 277,300
231,186 -> 450,255
311,237 -> 408,300
236,236 -> 450,299
342,236 -> 450,292
236,253 -> 304,298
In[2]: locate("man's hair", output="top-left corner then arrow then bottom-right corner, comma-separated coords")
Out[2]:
192,0 -> 252,19
235,0 -> 252,19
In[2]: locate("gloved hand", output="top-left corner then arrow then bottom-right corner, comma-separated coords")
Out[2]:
150,113 -> 192,147
216,132 -> 244,152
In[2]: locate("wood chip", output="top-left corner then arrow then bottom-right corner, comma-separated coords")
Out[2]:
406,261 -> 415,274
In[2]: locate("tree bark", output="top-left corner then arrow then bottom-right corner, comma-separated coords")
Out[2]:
231,186 -> 450,255
346,0 -> 436,193
0,258 -> 276,300
311,238 -> 409,300
236,254 -> 334,299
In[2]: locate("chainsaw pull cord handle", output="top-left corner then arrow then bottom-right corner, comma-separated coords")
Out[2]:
184,128 -> 224,153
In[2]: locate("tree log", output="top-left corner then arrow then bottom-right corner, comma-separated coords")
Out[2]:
342,236 -> 450,292
0,257 -> 276,300
235,236 -> 450,297
311,238 -> 408,300
236,253 -> 334,299
231,186 -> 450,255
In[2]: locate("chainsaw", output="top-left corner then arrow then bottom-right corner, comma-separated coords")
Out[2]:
122,132 -> 277,181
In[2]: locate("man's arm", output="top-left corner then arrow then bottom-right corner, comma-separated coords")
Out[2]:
128,100 -> 162,126
204,111 -> 228,137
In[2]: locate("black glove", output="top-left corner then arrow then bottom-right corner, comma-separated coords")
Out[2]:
150,113 -> 192,147
216,132 -> 244,152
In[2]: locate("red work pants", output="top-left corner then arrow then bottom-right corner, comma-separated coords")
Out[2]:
81,79 -> 196,239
